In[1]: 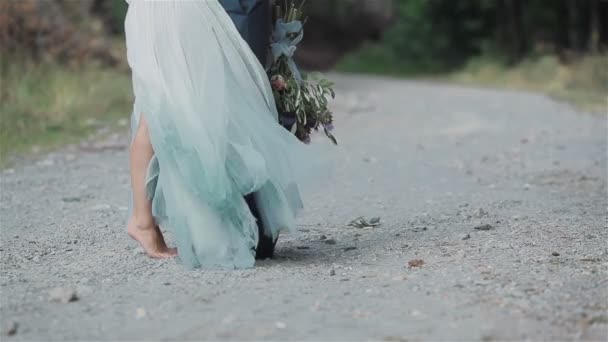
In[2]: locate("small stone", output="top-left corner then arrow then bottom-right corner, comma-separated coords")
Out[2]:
319,235 -> 327,240
136,308 -> 146,319
329,269 -> 336,276
90,204 -> 111,211
408,259 -> 425,268
296,246 -> 310,250
474,224 -> 494,231
163,282 -> 171,286
462,233 -> 471,240
552,252 -> 560,257
474,208 -> 488,218
411,309 -> 423,318
49,287 -> 78,303
343,246 -> 357,252
275,321 -> 286,329
76,285 -> 93,296
523,183 -> 531,190
2,321 -> 17,336
222,315 -> 236,324
325,239 -> 337,245
475,279 -> 491,286
37,159 -> 55,167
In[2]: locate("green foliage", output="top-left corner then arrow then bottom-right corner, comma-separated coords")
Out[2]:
339,0 -> 497,75
269,57 -> 337,144
108,0 -> 129,33
338,0 -> 606,75
0,60 -> 132,166
450,54 -> 608,112
270,0 -> 337,144
336,0 -> 607,110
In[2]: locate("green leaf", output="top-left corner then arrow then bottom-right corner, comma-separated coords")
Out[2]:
324,129 -> 338,145
308,71 -> 324,81
319,79 -> 334,88
347,216 -> 380,228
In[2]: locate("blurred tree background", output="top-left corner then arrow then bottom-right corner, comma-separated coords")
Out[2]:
330,0 -> 607,72
1,0 -> 606,165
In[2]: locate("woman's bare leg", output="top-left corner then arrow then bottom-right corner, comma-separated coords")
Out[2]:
127,113 -> 177,258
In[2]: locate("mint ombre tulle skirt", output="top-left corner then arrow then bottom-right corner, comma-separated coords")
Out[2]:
125,0 -> 309,269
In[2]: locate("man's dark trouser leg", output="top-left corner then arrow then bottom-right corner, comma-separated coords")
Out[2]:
219,0 -> 270,64
219,0 -> 276,259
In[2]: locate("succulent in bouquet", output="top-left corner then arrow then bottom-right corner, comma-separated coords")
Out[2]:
268,0 -> 337,145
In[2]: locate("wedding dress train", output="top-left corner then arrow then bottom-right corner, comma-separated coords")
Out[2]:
125,0 -> 307,268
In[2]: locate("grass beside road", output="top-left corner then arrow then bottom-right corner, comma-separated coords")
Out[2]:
448,55 -> 607,113
0,60 -> 132,167
337,52 -> 607,113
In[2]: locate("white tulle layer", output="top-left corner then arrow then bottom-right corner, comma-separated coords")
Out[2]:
125,0 -> 309,268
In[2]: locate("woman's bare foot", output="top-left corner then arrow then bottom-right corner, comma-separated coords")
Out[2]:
127,217 -> 177,259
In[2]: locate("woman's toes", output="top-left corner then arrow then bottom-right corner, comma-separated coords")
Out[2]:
152,248 -> 177,259
151,251 -> 165,259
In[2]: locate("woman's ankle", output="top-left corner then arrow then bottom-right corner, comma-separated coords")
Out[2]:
130,215 -> 156,230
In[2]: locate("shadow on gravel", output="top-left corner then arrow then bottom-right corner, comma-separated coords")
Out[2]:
257,246 -> 333,266
258,227 -> 407,267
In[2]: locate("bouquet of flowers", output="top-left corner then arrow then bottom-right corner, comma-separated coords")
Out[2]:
268,1 -> 337,145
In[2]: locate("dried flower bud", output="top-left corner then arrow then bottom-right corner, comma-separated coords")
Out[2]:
324,123 -> 335,131
271,75 -> 287,91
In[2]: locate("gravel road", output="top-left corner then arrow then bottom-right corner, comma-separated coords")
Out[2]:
1,74 -> 607,341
